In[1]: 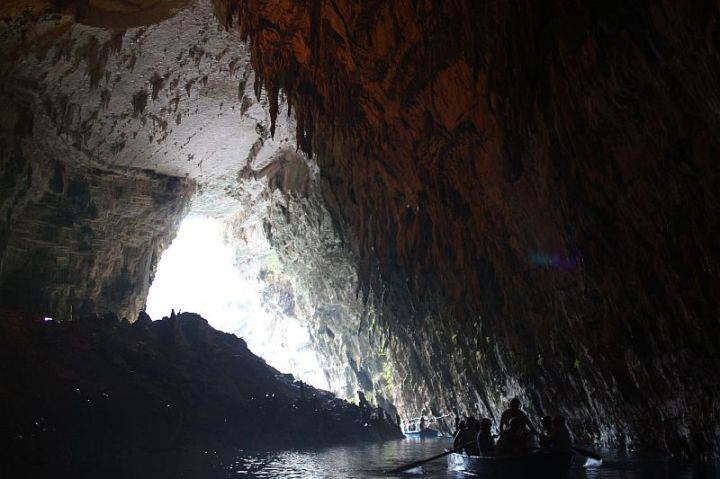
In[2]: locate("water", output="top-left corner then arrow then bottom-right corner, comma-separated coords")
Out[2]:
148,437 -> 719,478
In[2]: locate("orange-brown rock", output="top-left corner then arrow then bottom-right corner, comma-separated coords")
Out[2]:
1,0 -> 192,30
213,0 -> 720,458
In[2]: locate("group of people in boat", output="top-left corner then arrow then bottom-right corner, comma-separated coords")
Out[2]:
453,398 -> 572,457
404,415 -> 429,432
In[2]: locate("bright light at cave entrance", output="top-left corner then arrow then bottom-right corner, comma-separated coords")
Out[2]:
146,216 -> 330,390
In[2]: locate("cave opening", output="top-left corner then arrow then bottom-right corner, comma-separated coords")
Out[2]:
146,214 -> 331,390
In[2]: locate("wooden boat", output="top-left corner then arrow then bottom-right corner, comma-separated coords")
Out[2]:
448,450 -> 573,478
404,427 -> 440,438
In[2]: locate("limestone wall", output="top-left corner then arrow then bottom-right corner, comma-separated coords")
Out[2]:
212,0 -> 720,458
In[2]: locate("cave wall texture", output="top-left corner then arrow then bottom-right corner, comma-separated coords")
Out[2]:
0,5 -> 203,321
254,158 -> 394,404
212,0 -> 720,458
0,0 -> 391,406
0,0 -> 289,321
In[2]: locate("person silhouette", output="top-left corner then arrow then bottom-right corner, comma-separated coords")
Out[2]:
499,397 -> 537,434
478,417 -> 496,455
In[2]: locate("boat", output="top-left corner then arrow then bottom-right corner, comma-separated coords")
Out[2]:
404,427 -> 440,438
448,450 -> 573,478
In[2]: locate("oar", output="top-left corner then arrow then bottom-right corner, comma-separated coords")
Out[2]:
385,441 -> 475,475
533,433 -> 602,461
570,445 -> 602,461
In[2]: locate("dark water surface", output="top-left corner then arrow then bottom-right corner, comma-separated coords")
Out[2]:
147,437 -> 718,479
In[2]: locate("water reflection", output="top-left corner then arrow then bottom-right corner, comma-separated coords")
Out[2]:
579,451 -> 718,479
221,438 -> 719,479
232,452 -> 324,478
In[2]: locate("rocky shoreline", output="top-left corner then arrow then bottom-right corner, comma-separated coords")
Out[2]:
0,310 -> 403,474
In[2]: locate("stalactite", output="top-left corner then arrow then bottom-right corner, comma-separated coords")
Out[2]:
268,79 -> 279,138
303,108 -> 314,157
214,0 -> 317,154
309,0 -> 321,67
295,108 -> 305,152
211,0 -> 236,30
210,0 -> 720,460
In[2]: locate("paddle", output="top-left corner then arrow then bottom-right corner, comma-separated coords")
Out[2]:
385,441 -> 476,475
570,445 -> 602,461
537,439 -> 602,460
533,432 -> 602,461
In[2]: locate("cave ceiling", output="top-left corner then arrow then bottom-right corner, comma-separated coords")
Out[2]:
1,0 -> 300,215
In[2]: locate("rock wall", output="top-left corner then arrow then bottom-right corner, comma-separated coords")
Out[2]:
223,147 -> 398,409
213,0 -> 720,458
261,157 -> 395,407
0,0 -> 397,407
0,6 -> 203,320
0,0 -> 294,321
0,142 -> 191,320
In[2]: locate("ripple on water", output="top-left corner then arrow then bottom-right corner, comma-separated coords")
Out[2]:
221,440 -> 718,479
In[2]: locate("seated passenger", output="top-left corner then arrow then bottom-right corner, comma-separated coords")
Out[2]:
454,418 -> 481,456
538,415 -> 553,448
547,415 -> 572,451
496,417 -> 534,456
499,398 -> 538,434
477,417 -> 496,455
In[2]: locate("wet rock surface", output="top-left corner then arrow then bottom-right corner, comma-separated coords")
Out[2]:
0,310 -> 403,474
212,0 -> 720,459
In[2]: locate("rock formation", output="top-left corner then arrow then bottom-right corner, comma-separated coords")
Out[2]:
210,0 -> 720,459
0,0 -> 397,420
0,0 -> 284,319
0,310 -> 403,474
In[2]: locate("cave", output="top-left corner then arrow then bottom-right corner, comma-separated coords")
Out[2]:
1,0 -> 719,475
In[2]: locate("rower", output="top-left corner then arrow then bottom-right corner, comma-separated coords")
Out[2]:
496,417 -> 534,456
499,397 -> 538,435
477,417 -> 496,455
538,415 -> 553,448
453,417 -> 480,455
546,415 -> 572,451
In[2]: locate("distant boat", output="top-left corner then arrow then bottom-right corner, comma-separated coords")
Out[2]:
404,428 -> 440,438
447,450 -> 573,478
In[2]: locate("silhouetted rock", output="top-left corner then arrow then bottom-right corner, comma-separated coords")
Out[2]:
0,310 -> 403,474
